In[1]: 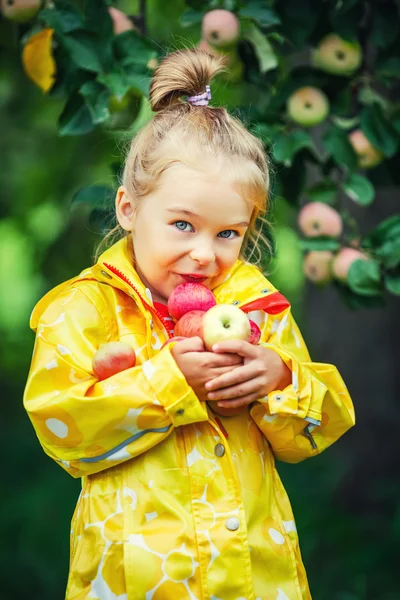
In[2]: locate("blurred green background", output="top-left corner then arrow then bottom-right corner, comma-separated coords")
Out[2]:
1,1 -> 399,599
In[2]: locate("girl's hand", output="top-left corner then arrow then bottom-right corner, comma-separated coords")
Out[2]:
171,337 -> 243,402
205,340 -> 292,409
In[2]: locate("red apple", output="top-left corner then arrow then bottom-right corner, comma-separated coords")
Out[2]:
168,283 -> 216,321
348,129 -> 383,169
108,6 -> 135,35
287,87 -> 329,128
202,9 -> 240,49
332,248 -> 369,282
202,304 -> 250,351
174,310 -> 206,338
160,336 -> 187,349
303,251 -> 334,285
93,341 -> 136,381
298,202 -> 343,238
248,319 -> 261,345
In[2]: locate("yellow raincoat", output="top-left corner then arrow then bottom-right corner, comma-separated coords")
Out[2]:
24,237 -> 355,600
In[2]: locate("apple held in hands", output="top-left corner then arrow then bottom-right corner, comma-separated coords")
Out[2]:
161,336 -> 187,349
248,320 -> 261,345
174,311 -> 206,338
202,304 -> 250,350
168,283 -> 216,321
93,341 -> 136,381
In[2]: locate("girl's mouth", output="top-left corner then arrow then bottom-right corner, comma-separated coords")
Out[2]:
179,274 -> 208,283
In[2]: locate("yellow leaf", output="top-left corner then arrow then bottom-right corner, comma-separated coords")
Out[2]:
22,28 -> 56,93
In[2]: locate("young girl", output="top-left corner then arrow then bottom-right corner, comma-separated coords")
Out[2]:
24,49 -> 355,600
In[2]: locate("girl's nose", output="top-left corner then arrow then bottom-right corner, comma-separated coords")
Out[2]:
189,241 -> 216,265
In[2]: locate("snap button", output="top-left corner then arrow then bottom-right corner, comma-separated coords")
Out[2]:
176,408 -> 185,416
225,517 -> 240,531
100,270 -> 112,279
214,443 -> 225,457
274,394 -> 283,401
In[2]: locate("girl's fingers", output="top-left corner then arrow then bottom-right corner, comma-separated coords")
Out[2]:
207,377 -> 261,401
212,339 -> 258,358
206,361 -> 259,392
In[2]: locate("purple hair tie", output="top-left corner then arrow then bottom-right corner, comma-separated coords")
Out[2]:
187,85 -> 211,106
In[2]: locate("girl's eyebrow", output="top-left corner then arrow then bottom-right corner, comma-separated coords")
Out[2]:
167,207 -> 249,228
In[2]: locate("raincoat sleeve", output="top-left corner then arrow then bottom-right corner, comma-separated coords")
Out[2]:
23,285 -> 209,478
249,304 -> 355,463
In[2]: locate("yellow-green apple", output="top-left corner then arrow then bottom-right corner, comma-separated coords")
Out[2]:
174,310 -> 206,338
202,304 -> 250,351
348,129 -> 383,169
298,202 -> 343,238
202,9 -> 240,49
248,319 -> 261,345
287,87 -> 329,127
332,248 -> 369,282
160,336 -> 187,349
312,33 -> 362,76
108,6 -> 135,35
1,0 -> 41,22
303,251 -> 334,284
93,341 -> 136,381
168,282 -> 216,321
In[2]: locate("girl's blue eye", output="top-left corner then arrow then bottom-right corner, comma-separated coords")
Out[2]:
218,230 -> 238,239
174,221 -> 193,232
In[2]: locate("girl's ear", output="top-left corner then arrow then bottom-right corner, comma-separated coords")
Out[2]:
115,186 -> 136,231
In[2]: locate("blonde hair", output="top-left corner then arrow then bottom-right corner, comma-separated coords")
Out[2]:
96,48 -> 271,264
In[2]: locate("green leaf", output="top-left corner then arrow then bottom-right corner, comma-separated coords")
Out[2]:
59,93 -> 94,136
112,30 -> 156,68
385,272 -> 400,295
358,87 -> 390,111
59,32 -> 103,73
307,180 -> 337,204
72,185 -> 114,207
331,115 -> 360,130
99,66 -> 150,98
179,9 -> 203,27
376,56 -> 400,80
298,237 -> 341,251
323,126 -> 357,171
240,2 -> 281,28
79,81 -> 110,124
363,215 -> 400,248
242,23 -> 278,73
279,0 -> 320,48
39,2 -> 84,34
335,282 -> 385,309
328,1 -> 364,41
252,123 -> 283,146
273,130 -> 317,166
84,0 -> 113,40
276,153 -> 307,205
361,104 -> 399,158
347,259 -> 383,296
375,239 -> 400,269
342,173 -> 375,205
371,3 -> 399,49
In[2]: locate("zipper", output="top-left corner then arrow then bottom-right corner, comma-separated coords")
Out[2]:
103,263 -> 173,339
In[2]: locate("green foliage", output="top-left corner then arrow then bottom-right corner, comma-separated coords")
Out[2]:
6,0 -> 399,309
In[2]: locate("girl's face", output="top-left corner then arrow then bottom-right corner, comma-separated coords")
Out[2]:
116,163 -> 253,304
